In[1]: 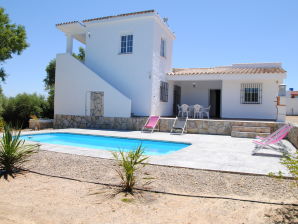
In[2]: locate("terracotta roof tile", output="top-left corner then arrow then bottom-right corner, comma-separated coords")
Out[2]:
56,21 -> 79,27
168,66 -> 286,76
56,10 -> 155,26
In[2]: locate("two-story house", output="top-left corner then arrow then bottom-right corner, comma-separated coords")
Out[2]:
54,10 -> 287,121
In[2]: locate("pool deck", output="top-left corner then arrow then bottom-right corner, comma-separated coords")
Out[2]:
22,128 -> 297,176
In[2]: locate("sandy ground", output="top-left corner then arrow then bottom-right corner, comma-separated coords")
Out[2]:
0,150 -> 298,224
287,116 -> 298,125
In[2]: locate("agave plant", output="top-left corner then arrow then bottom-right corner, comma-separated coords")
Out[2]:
0,125 -> 39,176
112,144 -> 149,193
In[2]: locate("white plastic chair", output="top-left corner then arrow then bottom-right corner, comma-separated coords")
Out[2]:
179,104 -> 189,118
177,104 -> 181,116
193,104 -> 202,118
200,105 -> 211,119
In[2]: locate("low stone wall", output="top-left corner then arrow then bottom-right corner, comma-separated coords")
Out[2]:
29,119 -> 53,130
288,124 -> 298,149
54,114 -> 281,136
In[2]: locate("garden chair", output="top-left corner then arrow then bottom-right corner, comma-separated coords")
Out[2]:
142,116 -> 160,133
178,104 -> 189,118
171,116 -> 188,134
193,104 -> 202,118
177,104 -> 182,116
252,124 -> 293,155
200,105 -> 211,119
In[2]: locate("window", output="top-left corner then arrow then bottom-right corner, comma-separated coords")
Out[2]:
160,38 -> 166,57
121,35 -> 133,54
240,83 -> 262,104
160,81 -> 168,102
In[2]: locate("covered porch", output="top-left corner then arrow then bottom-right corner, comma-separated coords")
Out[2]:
171,80 -> 222,118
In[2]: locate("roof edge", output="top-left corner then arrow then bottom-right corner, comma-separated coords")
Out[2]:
56,10 -> 156,27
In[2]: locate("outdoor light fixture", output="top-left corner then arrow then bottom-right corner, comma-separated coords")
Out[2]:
192,82 -> 196,88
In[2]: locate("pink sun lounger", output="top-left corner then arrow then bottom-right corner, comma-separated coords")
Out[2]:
252,124 -> 293,154
142,116 -> 160,133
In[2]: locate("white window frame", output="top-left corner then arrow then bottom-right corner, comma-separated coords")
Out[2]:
160,38 -> 166,57
120,34 -> 133,54
240,83 -> 262,104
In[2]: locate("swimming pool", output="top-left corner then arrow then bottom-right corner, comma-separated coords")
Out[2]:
20,133 -> 191,156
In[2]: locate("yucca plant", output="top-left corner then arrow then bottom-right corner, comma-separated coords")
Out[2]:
0,125 -> 39,177
112,144 -> 149,193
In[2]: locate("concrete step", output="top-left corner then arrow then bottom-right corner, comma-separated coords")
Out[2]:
230,121 -> 276,128
231,131 -> 270,138
232,126 -> 271,133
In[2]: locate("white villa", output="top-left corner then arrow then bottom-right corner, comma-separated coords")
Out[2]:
54,10 -> 287,122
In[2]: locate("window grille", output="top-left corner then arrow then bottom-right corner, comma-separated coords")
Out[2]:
121,35 -> 133,53
240,83 -> 262,104
160,81 -> 168,102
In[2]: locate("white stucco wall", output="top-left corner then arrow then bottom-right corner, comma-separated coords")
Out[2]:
176,81 -> 222,107
150,18 -> 175,116
287,97 -> 298,115
221,79 -> 280,120
54,53 -> 131,117
84,16 -> 156,116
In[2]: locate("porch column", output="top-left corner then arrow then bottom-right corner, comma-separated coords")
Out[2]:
66,34 -> 73,54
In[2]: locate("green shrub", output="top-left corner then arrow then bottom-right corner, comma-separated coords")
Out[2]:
2,93 -> 50,128
0,125 -> 39,176
112,145 -> 149,193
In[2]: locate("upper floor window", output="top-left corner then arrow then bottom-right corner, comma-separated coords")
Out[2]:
240,83 -> 262,104
160,38 -> 166,57
121,35 -> 133,54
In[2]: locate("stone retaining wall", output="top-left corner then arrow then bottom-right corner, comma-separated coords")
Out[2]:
29,119 -> 54,130
288,124 -> 298,149
54,114 -> 281,136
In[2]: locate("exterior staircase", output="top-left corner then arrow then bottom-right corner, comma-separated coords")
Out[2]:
231,123 -> 272,138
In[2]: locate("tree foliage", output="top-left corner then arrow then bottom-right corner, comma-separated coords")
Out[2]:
44,59 -> 56,90
0,8 -> 29,81
2,93 -> 50,127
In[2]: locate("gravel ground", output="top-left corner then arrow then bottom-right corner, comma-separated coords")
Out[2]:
25,150 -> 298,202
1,150 -> 297,224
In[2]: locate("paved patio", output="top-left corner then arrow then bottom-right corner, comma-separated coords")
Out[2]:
22,129 -> 296,176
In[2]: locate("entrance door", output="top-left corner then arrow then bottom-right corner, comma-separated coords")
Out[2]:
173,85 -> 181,116
209,89 -> 221,118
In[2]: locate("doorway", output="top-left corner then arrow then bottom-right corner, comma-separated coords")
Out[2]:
173,85 -> 181,116
209,89 -> 221,118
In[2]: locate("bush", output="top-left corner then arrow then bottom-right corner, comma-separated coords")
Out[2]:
0,125 -> 39,176
2,93 -> 49,128
112,145 -> 149,193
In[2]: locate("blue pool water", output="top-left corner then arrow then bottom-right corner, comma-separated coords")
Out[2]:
20,133 -> 191,155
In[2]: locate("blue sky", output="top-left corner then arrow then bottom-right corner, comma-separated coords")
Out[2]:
1,0 -> 297,97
